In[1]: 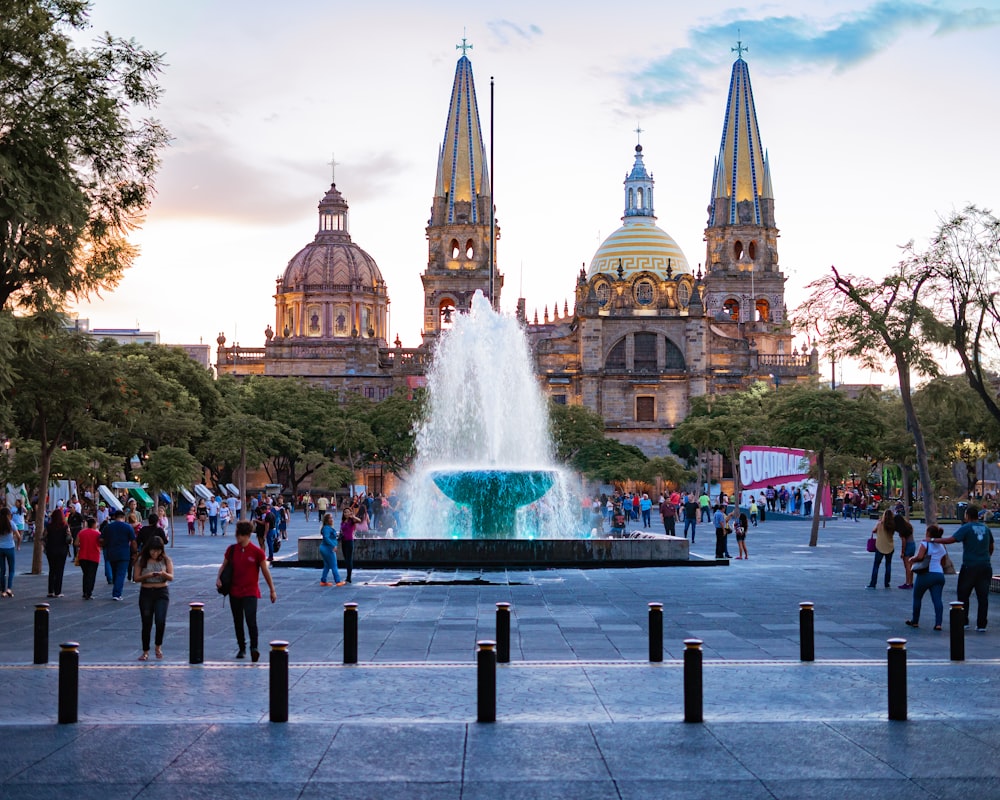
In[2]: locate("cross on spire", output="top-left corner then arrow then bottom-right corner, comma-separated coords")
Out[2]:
634,123 -> 643,145
732,31 -> 748,60
328,153 -> 339,183
456,35 -> 473,56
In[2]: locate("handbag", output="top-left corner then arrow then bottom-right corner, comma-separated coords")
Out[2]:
217,545 -> 234,595
866,534 -> 876,553
941,549 -> 957,575
911,545 -> 931,573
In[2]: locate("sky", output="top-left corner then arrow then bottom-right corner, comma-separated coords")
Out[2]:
72,0 -> 1000,385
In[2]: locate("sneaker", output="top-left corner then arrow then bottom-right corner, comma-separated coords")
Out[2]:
977,627 -> 987,633
865,585 -> 876,590
335,581 -> 346,586
251,649 -> 260,663
112,596 -> 121,601
898,583 -> 913,589
933,625 -> 942,631
320,582 -> 332,587
905,620 -> 919,628
236,649 -> 246,659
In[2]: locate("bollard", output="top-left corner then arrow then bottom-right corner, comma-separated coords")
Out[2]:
949,601 -> 965,662
189,602 -> 205,665
477,640 -> 497,723
887,638 -> 907,721
683,638 -> 703,723
269,640 -> 290,723
58,642 -> 79,724
648,602 -> 664,662
495,603 -> 511,663
343,602 -> 358,664
799,602 -> 815,662
34,603 -> 50,665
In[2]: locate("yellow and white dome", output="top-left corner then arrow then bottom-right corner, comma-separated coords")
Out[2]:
588,219 -> 690,279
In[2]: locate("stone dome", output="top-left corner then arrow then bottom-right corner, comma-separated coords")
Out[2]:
588,219 -> 691,279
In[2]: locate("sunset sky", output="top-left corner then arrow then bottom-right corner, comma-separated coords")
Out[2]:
73,0 -> 999,383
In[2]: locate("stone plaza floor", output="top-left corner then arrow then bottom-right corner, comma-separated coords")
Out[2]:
0,511 -> 997,798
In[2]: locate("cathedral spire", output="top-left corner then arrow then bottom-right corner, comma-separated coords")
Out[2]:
708,52 -> 772,227
623,143 -> 655,221
433,49 -> 490,224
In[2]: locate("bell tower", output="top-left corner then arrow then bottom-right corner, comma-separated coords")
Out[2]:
421,40 -> 502,343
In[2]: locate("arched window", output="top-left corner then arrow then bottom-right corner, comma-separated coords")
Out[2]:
756,298 -> 770,322
450,240 -> 460,259
595,281 -> 610,307
634,333 -> 656,372
465,239 -> 475,259
637,187 -> 644,209
748,240 -> 756,260
723,298 -> 740,321
439,299 -> 456,328
628,188 -> 634,210
733,241 -> 744,260
664,337 -> 685,370
606,339 -> 626,372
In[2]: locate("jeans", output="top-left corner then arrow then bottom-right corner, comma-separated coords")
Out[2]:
641,509 -> 651,527
111,559 -> 130,598
209,515 -> 218,535
104,553 -> 113,583
341,540 -> 355,582
683,518 -> 696,541
869,551 -> 892,587
230,595 -> 259,651
266,530 -> 277,559
139,587 -> 169,650
319,544 -> 342,583
46,550 -> 68,595
80,559 -> 99,597
957,563 -> 992,629
700,507 -> 711,522
0,547 -> 14,591
912,571 -> 945,626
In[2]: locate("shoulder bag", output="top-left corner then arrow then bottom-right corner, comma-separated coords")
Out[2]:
217,545 -> 235,595
866,534 -> 876,553
941,547 -> 957,575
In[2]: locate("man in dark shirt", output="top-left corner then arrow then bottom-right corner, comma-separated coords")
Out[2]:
934,505 -> 995,631
683,494 -> 698,542
99,509 -> 136,600
136,513 -> 162,552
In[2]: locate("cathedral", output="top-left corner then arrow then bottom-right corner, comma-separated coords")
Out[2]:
217,45 -> 818,458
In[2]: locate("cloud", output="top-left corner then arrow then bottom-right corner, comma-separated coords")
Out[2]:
630,1 -> 1000,108
486,19 -> 544,48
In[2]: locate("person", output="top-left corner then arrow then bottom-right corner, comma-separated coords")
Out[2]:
765,485 -> 776,513
758,492 -> 767,523
639,493 -> 652,529
186,506 -> 196,536
905,524 -> 948,630
253,503 -> 270,551
42,507 -> 72,597
631,493 -> 640,521
895,509 -> 915,589
315,495 -> 329,516
303,493 -> 314,522
100,509 -> 137,600
136,513 -> 162,552
207,496 -> 220,535
659,495 -> 676,536
803,487 -> 813,517
318,512 -> 345,586
75,516 -> 102,599
219,501 -> 231,535
340,501 -> 360,583
749,497 -> 759,528
712,504 -> 728,559
682,493 -> 698,542
196,498 -> 209,535
735,512 -> 749,559
867,509 -> 895,589
156,505 -> 171,543
133,536 -> 173,660
699,491 -> 711,522
276,498 -> 289,540
216,521 -> 277,661
932,505 -> 995,632
0,507 -> 21,598
610,504 -> 627,537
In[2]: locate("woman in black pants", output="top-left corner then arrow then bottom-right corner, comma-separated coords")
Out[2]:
42,508 -> 72,597
133,536 -> 173,660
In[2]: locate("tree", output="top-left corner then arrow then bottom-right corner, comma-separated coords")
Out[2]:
141,445 -> 202,545
768,385 -> 881,546
799,262 -> 941,523
638,457 -> 694,489
0,0 -> 168,311
368,388 -> 424,479
200,413 -> 294,510
329,396 -> 377,495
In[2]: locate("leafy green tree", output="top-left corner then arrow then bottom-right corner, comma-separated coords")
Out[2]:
572,439 -> 648,484
329,395 -> 377,495
141,445 -> 203,544
799,263 -> 940,523
638,457 -> 694,489
0,0 -> 168,311
200,413 -> 295,509
768,385 -> 881,545
368,388 -> 424,479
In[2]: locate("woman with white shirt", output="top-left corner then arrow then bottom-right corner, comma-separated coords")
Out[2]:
905,524 -> 949,630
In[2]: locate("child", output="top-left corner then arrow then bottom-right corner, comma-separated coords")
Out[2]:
186,508 -> 196,536
749,497 -> 759,527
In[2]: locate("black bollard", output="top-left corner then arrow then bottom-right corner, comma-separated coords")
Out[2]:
887,638 -> 907,721
799,602 -> 815,662
189,602 -> 205,665
58,642 -> 79,724
343,602 -> 358,664
648,602 -> 664,662
683,638 -> 703,723
34,603 -> 50,665
269,640 -> 290,723
477,640 -> 497,723
949,601 -> 965,662
495,602 -> 511,663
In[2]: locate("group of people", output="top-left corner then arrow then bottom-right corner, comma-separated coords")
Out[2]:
868,503 -> 994,632
187,494 -> 240,536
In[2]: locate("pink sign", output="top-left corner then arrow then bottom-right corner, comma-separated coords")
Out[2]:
738,446 -> 832,514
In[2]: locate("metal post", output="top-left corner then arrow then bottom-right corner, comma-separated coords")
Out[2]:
683,638 -> 703,723
887,638 -> 907,721
189,602 -> 205,665
477,640 -> 497,723
269,640 -> 290,723
34,603 -> 50,665
799,601 -> 815,662
58,642 -> 79,724
950,601 -> 965,662
495,602 -> 511,663
648,602 -> 664,662
343,602 -> 358,664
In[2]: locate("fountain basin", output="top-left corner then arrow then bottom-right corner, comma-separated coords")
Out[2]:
430,469 -> 556,538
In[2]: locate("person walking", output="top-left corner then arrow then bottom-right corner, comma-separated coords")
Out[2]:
42,508 -> 72,597
100,509 -> 137,601
905,524 -> 948,630
683,493 -> 698,542
318,512 -> 345,586
867,509 -> 896,589
735,512 -> 749,559
640,493 -> 652,529
133,536 -> 173,660
340,502 -> 359,583
749,497 -> 759,528
932,505 -> 995,632
0,507 -> 21,598
216,521 -> 277,661
195,498 -> 208,535
207,496 -> 220,536
660,495 -> 676,536
75,516 -> 102,599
